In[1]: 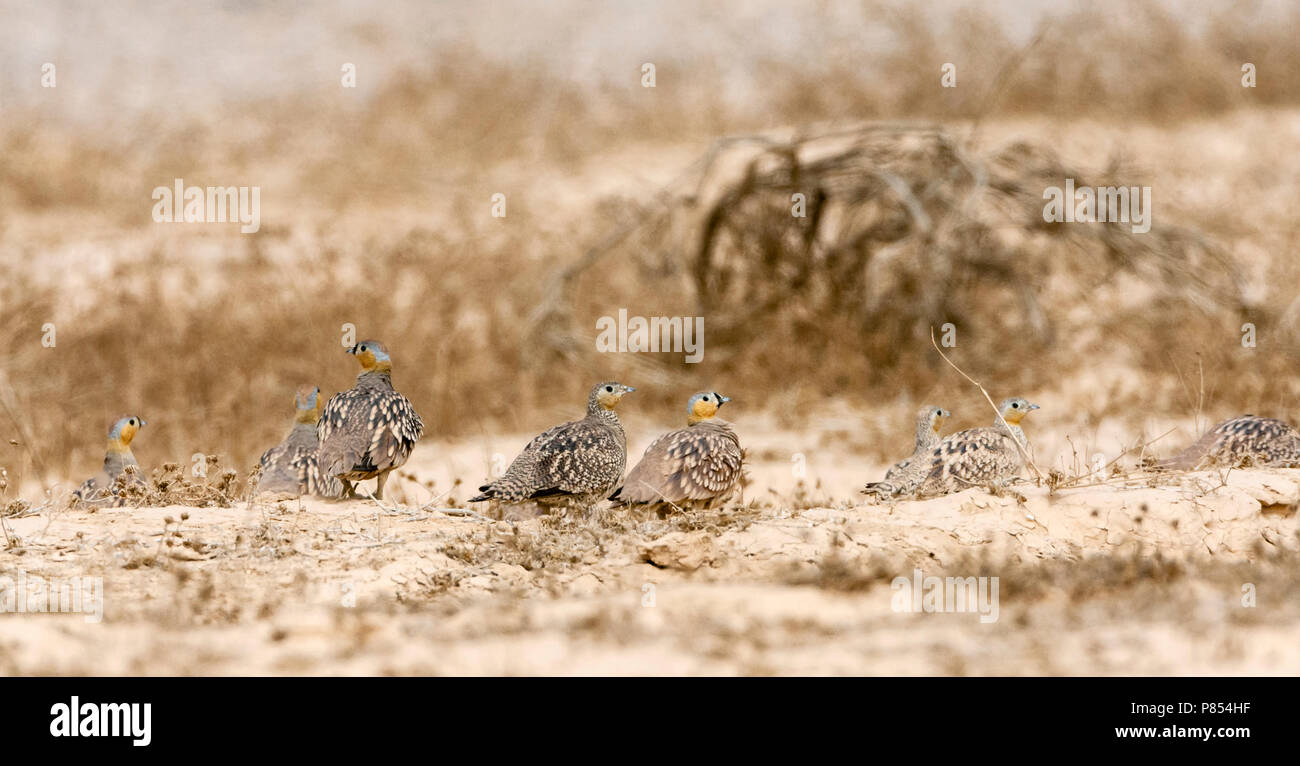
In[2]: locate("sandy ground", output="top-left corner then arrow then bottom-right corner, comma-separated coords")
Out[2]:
2,431 -> 1298,676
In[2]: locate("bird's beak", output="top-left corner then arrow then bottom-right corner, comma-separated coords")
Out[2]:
718,395 -> 731,405
346,345 -> 357,355
139,419 -> 147,427
624,386 -> 636,393
1028,403 -> 1040,411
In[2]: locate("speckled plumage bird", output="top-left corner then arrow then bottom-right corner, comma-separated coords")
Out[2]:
73,415 -> 146,505
1158,415 -> 1300,471
915,397 -> 1039,497
470,382 -> 634,509
316,340 -> 424,500
611,391 -> 744,507
257,385 -> 341,497
862,404 -> 950,499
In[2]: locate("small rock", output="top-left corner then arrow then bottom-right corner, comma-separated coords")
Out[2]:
640,532 -> 717,571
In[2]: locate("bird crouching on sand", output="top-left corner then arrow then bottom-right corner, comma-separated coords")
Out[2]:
257,385 -> 341,497
862,404 -> 950,499
1158,415 -> 1300,471
915,397 -> 1039,497
611,391 -> 744,509
471,382 -> 635,513
317,340 -> 424,500
73,415 -> 147,506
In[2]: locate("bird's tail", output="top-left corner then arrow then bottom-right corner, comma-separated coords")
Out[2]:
1156,428 -> 1221,471
861,482 -> 895,499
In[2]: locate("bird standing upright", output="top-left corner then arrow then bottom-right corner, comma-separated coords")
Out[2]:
74,415 -> 147,505
317,340 -> 423,500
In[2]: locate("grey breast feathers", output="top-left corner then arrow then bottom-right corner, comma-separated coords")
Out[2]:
317,386 -> 423,480
614,422 -> 742,504
73,453 -> 141,506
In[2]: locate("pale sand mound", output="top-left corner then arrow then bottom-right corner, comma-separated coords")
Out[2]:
0,468 -> 1296,675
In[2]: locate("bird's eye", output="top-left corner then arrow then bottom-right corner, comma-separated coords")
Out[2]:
702,395 -> 710,402
1012,402 -> 1020,408
359,345 -> 367,352
129,419 -> 136,425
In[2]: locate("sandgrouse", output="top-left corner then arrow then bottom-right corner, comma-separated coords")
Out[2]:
471,382 -> 634,511
1158,415 -> 1300,471
317,340 -> 424,500
862,404 -> 950,499
915,397 -> 1038,497
258,384 -> 340,497
612,391 -> 743,508
74,415 -> 146,506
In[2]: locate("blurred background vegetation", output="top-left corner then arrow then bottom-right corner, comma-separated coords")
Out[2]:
2,0 -> 1299,491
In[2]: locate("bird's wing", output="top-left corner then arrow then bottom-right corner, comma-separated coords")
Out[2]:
364,390 -> 424,472
659,424 -> 743,501
318,387 -> 423,475
927,427 -> 1021,486
529,420 -> 625,495
618,424 -> 743,503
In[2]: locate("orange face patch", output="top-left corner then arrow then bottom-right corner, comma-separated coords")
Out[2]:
113,421 -> 140,448
354,349 -> 377,370
691,398 -> 719,421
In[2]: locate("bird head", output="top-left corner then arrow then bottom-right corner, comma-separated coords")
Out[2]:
999,397 -> 1040,425
108,415 -> 146,450
687,391 -> 730,424
918,404 -> 951,433
592,382 -> 635,411
348,340 -> 392,374
295,385 -> 322,424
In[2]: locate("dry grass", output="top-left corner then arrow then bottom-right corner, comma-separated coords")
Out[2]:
4,1 -> 1300,494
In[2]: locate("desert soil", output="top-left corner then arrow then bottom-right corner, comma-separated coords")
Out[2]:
2,426 -> 1298,676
